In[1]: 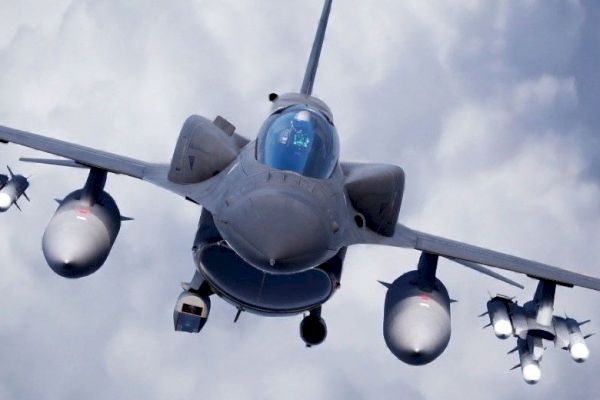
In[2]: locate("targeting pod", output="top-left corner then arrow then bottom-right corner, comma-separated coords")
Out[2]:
173,291 -> 211,333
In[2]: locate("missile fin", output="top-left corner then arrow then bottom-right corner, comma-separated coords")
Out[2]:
482,322 -> 492,329
507,346 -> 519,355
584,333 -> 595,340
510,364 -> 521,371
23,191 -> 30,202
478,311 -> 489,318
120,215 -> 134,222
6,165 -> 14,178
578,319 -> 591,327
14,201 -> 21,211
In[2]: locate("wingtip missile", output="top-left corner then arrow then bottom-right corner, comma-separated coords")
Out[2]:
0,166 -> 30,212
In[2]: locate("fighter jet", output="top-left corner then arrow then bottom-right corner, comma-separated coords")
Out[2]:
0,0 -> 599,384
0,166 -> 30,212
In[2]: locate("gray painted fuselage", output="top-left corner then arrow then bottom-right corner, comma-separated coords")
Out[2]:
191,100 -> 357,315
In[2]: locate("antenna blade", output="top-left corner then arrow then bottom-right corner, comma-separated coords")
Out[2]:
234,308 -> 243,323
300,0 -> 333,96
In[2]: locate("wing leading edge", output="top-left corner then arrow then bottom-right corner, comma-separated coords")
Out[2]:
0,124 -> 217,204
356,223 -> 600,291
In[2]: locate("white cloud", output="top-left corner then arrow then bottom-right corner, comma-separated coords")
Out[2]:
0,0 -> 599,399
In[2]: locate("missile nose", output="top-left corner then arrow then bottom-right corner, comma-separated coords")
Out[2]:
570,342 -> 590,362
0,192 -> 12,211
522,363 -> 541,384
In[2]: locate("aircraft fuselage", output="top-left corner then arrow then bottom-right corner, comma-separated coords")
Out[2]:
193,140 -> 352,315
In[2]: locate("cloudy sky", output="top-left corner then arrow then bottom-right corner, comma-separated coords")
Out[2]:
1,0 -> 600,398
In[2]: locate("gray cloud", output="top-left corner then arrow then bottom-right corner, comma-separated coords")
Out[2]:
1,0 -> 600,399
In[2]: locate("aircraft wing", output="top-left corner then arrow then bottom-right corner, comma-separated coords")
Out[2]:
357,223 -> 600,291
0,124 -> 217,204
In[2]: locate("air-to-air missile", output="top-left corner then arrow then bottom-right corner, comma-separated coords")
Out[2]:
481,281 -> 595,384
0,166 -> 30,212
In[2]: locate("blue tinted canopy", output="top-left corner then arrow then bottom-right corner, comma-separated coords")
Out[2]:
256,106 -> 339,179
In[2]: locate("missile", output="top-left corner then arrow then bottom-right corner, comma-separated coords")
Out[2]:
566,318 -> 590,363
0,166 -> 29,212
517,339 -> 541,384
487,297 -> 513,339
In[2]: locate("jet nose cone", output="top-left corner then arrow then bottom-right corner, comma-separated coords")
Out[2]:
42,222 -> 110,278
216,187 -> 334,273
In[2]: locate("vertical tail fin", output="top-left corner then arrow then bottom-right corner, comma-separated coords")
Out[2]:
300,0 -> 333,96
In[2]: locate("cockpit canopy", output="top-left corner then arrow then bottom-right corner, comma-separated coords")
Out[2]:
256,105 -> 339,179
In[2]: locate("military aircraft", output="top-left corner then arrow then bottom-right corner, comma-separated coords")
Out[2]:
0,0 -> 599,384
